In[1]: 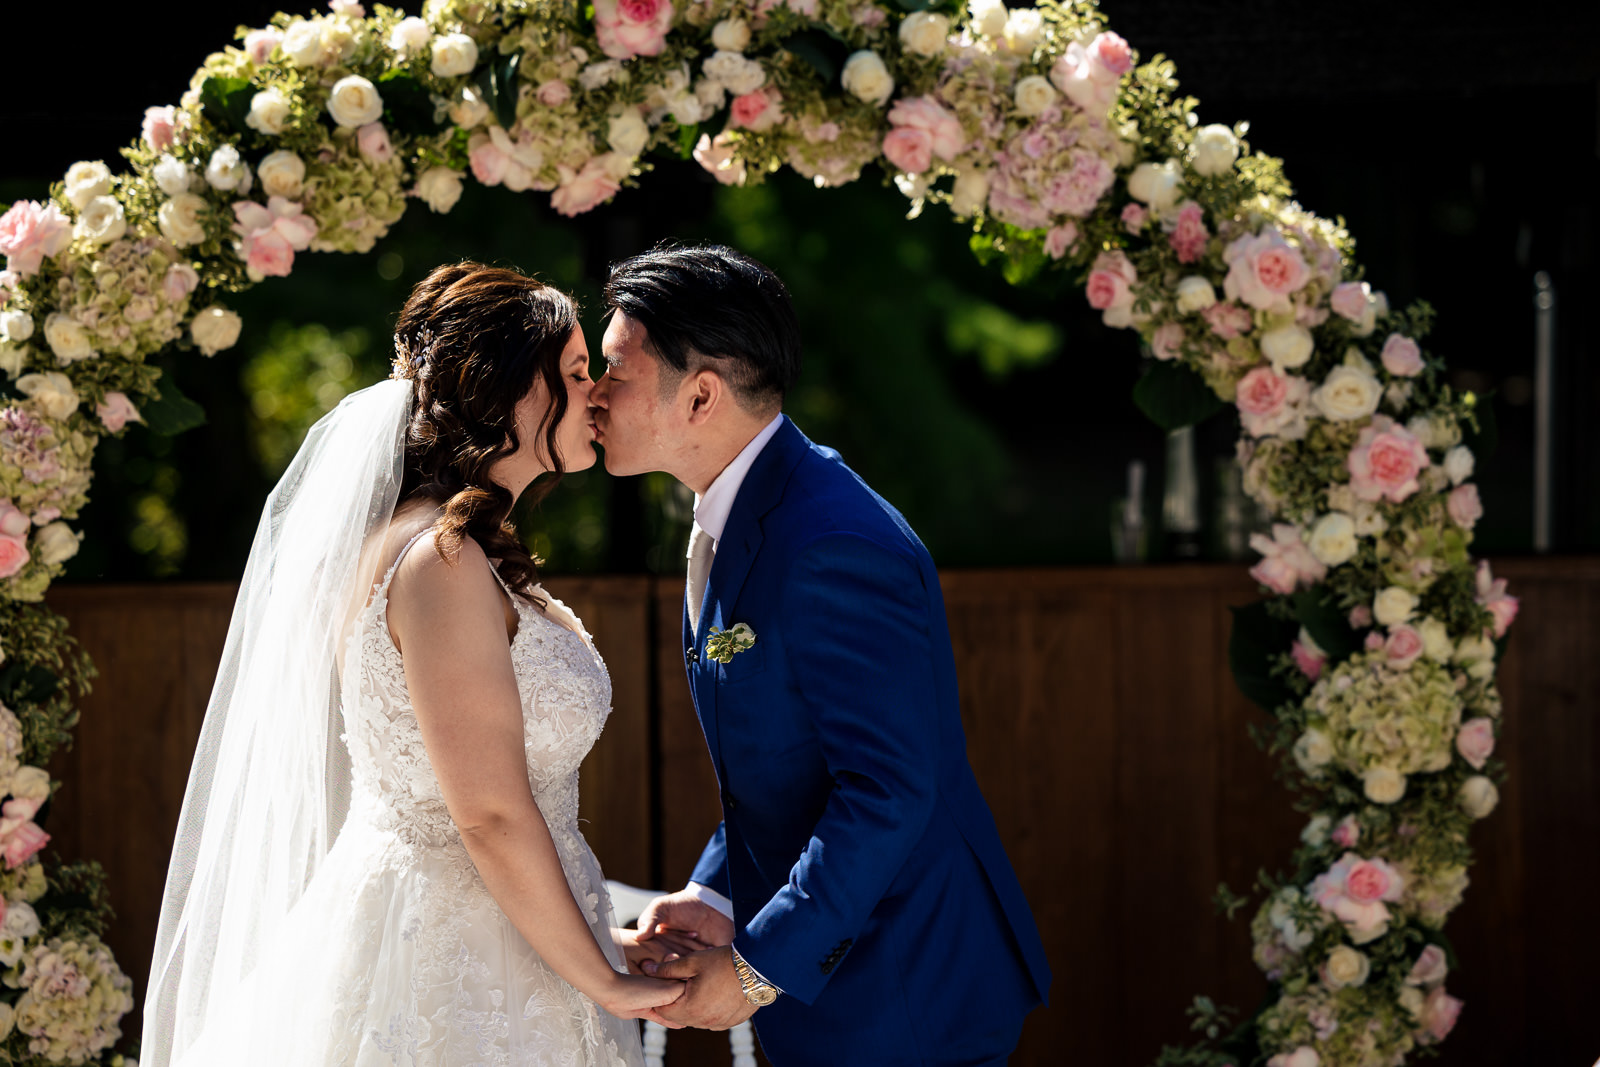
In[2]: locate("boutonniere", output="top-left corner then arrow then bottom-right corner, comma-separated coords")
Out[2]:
704,622 -> 756,664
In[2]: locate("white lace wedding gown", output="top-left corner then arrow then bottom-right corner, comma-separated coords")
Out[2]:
184,532 -> 644,1066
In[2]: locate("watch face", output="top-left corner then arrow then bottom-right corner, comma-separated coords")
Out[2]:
749,985 -> 778,1006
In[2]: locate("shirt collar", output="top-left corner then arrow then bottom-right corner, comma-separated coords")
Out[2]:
692,414 -> 784,548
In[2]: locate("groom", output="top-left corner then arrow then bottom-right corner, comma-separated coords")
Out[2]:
589,244 -> 1050,1064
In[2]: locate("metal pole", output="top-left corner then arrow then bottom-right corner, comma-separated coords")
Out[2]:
1533,271 -> 1556,553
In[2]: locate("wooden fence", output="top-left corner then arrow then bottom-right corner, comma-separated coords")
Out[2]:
42,558 -> 1600,1066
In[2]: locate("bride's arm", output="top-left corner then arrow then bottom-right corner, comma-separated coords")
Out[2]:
389,534 -> 683,1022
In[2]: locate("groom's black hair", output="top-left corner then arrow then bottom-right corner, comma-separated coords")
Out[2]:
603,242 -> 801,411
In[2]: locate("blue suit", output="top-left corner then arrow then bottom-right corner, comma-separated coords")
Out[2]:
684,417 -> 1051,1066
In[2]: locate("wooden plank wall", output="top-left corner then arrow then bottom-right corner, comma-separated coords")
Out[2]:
42,559 -> 1600,1066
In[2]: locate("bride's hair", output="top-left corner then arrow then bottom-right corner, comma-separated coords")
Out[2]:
391,261 -> 578,596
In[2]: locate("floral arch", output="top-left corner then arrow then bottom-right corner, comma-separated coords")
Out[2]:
0,0 -> 1515,1062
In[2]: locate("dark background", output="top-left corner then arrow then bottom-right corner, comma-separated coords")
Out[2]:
5,0 -> 1597,582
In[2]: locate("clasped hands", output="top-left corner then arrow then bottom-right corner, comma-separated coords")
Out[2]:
618,888 -> 761,1031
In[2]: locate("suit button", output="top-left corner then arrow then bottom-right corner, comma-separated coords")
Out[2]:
725,794 -> 739,811
686,647 -> 698,664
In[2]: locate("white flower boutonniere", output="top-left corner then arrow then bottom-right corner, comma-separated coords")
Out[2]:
704,622 -> 756,664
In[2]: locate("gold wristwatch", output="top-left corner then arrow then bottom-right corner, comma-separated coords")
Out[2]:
730,946 -> 778,1007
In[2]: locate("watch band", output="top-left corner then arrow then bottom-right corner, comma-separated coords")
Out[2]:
730,946 -> 778,1007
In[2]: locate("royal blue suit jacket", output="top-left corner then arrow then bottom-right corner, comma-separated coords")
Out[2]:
683,417 -> 1051,1066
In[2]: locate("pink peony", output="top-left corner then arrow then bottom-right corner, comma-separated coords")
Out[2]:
593,0 -> 674,59
1419,987 -> 1463,1042
1043,222 -> 1077,260
1,820 -> 48,868
1291,634 -> 1325,680
1201,301 -> 1252,339
1223,228 -> 1310,311
1381,333 -> 1424,376
1121,202 -> 1147,233
96,392 -> 141,433
1330,280 -> 1371,322
1385,624 -> 1424,668
551,156 -> 622,217
1447,483 -> 1482,529
1475,561 -> 1518,637
358,122 -> 394,162
537,80 -> 571,107
1249,523 -> 1325,594
886,96 -> 964,164
1168,200 -> 1208,263
1348,415 -> 1430,503
0,201 -> 73,277
1150,322 -> 1184,362
244,27 -> 284,65
1331,815 -> 1360,849
1455,717 -> 1495,769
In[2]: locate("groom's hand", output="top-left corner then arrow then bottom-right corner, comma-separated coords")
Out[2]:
636,889 -> 735,948
643,946 -> 758,1031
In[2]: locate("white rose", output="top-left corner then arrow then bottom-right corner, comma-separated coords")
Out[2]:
1174,276 -> 1217,313
1363,765 -> 1406,804
15,372 -> 80,420
64,161 -> 113,210
1300,814 -> 1330,847
703,51 -> 765,95
0,311 -> 33,344
1454,633 -> 1496,680
1293,728 -> 1333,774
159,193 -> 209,248
32,522 -> 80,566
898,11 -> 950,56
257,151 -> 307,199
153,154 -> 191,196
388,16 -> 431,56
696,76 -> 728,111
1307,512 -> 1357,567
665,91 -> 703,125
1324,945 -> 1370,989
1443,445 -> 1474,486
711,18 -> 751,52
416,167 -> 464,214
1259,322 -> 1314,370
431,33 -> 480,78
967,0 -> 1008,38
328,75 -> 384,128
1459,775 -> 1498,819
1312,363 -> 1383,421
44,313 -> 95,364
191,306 -> 243,356
0,343 -> 28,378
1126,159 -> 1182,212
1373,586 -> 1418,627
1351,502 -> 1386,537
1012,75 -> 1057,117
1190,123 -> 1239,176
607,110 -> 650,158
1003,7 -> 1042,53
1407,412 -> 1461,451
7,766 -> 49,808
841,51 -> 893,107
247,88 -> 292,135
281,19 -> 325,67
448,85 -> 490,129
950,170 -> 990,217
73,195 -> 126,247
205,145 -> 251,192
1417,616 -> 1453,662
1399,985 -> 1426,1019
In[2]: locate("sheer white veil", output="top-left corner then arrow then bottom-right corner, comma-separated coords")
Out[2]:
141,375 -> 412,1066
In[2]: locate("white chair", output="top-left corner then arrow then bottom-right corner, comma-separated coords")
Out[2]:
607,880 -> 758,1067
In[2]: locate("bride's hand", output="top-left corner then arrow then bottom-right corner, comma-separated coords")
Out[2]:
617,926 -> 705,975
597,971 -> 687,1027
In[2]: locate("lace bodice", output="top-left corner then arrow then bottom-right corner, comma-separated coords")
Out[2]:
339,531 -> 613,865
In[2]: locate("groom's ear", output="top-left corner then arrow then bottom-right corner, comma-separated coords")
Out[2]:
684,368 -> 726,425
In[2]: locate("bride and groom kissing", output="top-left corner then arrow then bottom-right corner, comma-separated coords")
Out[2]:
144,243 -> 1049,1067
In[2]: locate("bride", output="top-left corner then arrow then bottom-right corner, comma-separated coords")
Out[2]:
142,263 -> 685,1065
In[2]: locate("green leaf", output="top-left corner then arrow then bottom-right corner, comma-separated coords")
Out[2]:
0,662 -> 60,708
1133,360 -> 1227,432
781,30 -> 848,85
199,76 -> 256,135
1227,601 -> 1297,713
142,374 -> 208,436
1290,587 -> 1359,661
1001,247 -> 1047,286
378,71 -> 447,135
968,232 -> 1001,267
674,122 -> 701,160
474,51 -> 523,131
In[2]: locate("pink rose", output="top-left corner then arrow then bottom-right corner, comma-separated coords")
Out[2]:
1345,858 -> 1397,903
1381,333 -> 1424,376
1201,301 -> 1252,339
886,96 -> 964,163
97,392 -> 141,433
1363,631 -> 1385,651
1330,280 -> 1371,322
730,90 -> 781,131
1348,415 -> 1429,503
469,137 -> 511,186
1222,228 -> 1310,311
0,501 -> 29,539
1291,635 -> 1325,680
593,0 -> 674,59
1407,944 -> 1449,987
245,229 -> 294,277
882,128 -> 933,174
693,133 -> 746,186
551,156 -> 622,217
1088,31 -> 1133,76
244,27 -> 284,65
1311,852 -> 1403,940
1447,483 -> 1482,529
1420,987 -> 1463,1042
1475,561 -> 1518,638
1385,624 -> 1423,668
1168,200 -> 1208,263
0,201 -> 73,277
0,534 -> 28,579
233,197 -> 318,281
1331,815 -> 1360,848
143,105 -> 178,152
1348,603 -> 1373,629
1150,322 -> 1184,362
357,122 -> 394,162
537,80 -> 571,107
1043,222 -> 1077,260
1,820 -> 48,868
164,263 -> 200,303
1086,251 -> 1136,313
1455,717 -> 1495,770
1121,202 -> 1147,233
1236,366 -> 1308,439
1050,39 -> 1123,117
1249,523 -> 1325,595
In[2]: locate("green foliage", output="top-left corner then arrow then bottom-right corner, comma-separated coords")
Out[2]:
0,602 -> 94,768
140,369 -> 209,437
1228,600 -> 1297,714
241,322 -> 371,478
198,75 -> 255,136
1133,360 -> 1227,432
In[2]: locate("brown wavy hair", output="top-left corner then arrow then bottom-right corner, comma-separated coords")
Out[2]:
391,262 -> 579,597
